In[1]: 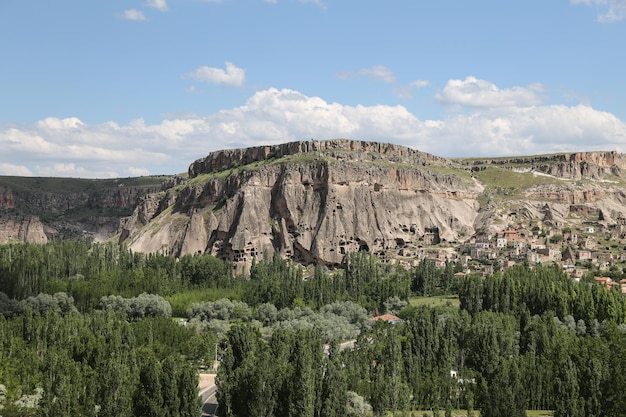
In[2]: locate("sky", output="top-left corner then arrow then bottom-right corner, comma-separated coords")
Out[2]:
1,0 -> 626,178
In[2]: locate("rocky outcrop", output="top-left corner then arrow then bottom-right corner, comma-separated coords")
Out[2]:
0,187 -> 16,209
467,151 -> 626,180
123,140 -> 481,271
188,139 -> 446,178
6,140 -> 626,272
0,177 -> 165,244
121,142 -> 626,272
0,215 -> 47,244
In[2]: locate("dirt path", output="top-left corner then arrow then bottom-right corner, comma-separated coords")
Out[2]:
199,373 -> 216,390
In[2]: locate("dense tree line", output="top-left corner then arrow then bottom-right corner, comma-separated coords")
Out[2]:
3,240 -> 626,416
0,242 -> 414,313
458,264 -> 626,324
0,308 -> 206,416
218,265 -> 626,417
245,252 -> 411,311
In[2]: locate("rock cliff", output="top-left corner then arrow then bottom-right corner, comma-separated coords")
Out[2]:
5,140 -> 626,272
0,176 -> 166,244
119,140 -> 626,272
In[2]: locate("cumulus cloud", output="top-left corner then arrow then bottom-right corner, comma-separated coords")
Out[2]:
413,102 -> 626,157
118,9 -> 147,21
183,62 -> 246,87
146,0 -> 168,11
336,65 -> 397,83
571,0 -> 626,22
2,82 -> 626,178
128,167 -> 152,176
0,163 -> 33,177
0,117 -> 182,178
437,76 -> 545,108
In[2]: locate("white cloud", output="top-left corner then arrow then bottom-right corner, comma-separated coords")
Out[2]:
336,65 -> 397,83
146,0 -> 168,11
359,65 -> 396,83
2,84 -> 626,178
437,76 -> 545,108
118,9 -> 147,21
393,80 -> 430,99
183,62 -> 246,87
128,167 -> 152,176
571,0 -> 626,22
414,104 -> 626,157
0,163 -> 33,177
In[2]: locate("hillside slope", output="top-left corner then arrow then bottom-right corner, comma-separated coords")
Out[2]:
0,176 -> 168,243
119,140 -> 626,271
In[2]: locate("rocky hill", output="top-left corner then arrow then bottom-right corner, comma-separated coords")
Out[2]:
116,139 -> 626,272
0,176 -> 168,244
3,140 -> 626,272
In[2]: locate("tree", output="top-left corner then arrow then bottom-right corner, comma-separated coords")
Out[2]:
133,355 -> 164,417
320,344 -> 347,417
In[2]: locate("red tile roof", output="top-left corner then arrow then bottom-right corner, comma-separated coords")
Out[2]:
372,314 -> 402,323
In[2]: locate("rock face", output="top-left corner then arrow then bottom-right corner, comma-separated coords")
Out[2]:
124,140 -> 474,269
0,215 -> 47,244
122,139 -> 626,272
0,177 -> 166,244
6,140 -> 626,273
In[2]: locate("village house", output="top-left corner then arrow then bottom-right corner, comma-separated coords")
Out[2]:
372,314 -> 402,324
537,247 -> 559,261
530,240 -> 546,250
474,241 -> 490,250
527,252 -> 540,264
513,241 -> 526,249
571,269 -> 585,281
580,237 -> 597,249
594,276 -> 618,290
502,228 -> 522,242
596,252 -> 615,263
503,259 -> 516,270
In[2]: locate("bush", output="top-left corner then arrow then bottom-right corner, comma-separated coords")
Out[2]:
99,293 -> 171,319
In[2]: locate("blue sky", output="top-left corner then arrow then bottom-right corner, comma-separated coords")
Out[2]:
1,0 -> 626,178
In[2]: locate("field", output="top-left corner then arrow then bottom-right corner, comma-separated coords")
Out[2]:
409,295 -> 461,309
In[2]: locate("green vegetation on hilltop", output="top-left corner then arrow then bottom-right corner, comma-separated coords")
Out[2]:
0,175 -> 168,195
473,167 -> 561,191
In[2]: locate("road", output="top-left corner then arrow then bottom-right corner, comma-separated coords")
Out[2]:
198,374 -> 218,417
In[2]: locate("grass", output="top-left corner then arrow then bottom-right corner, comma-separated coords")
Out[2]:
425,164 -> 475,182
409,295 -> 460,309
187,153 -> 328,187
0,175 -> 168,194
473,167 -> 561,190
